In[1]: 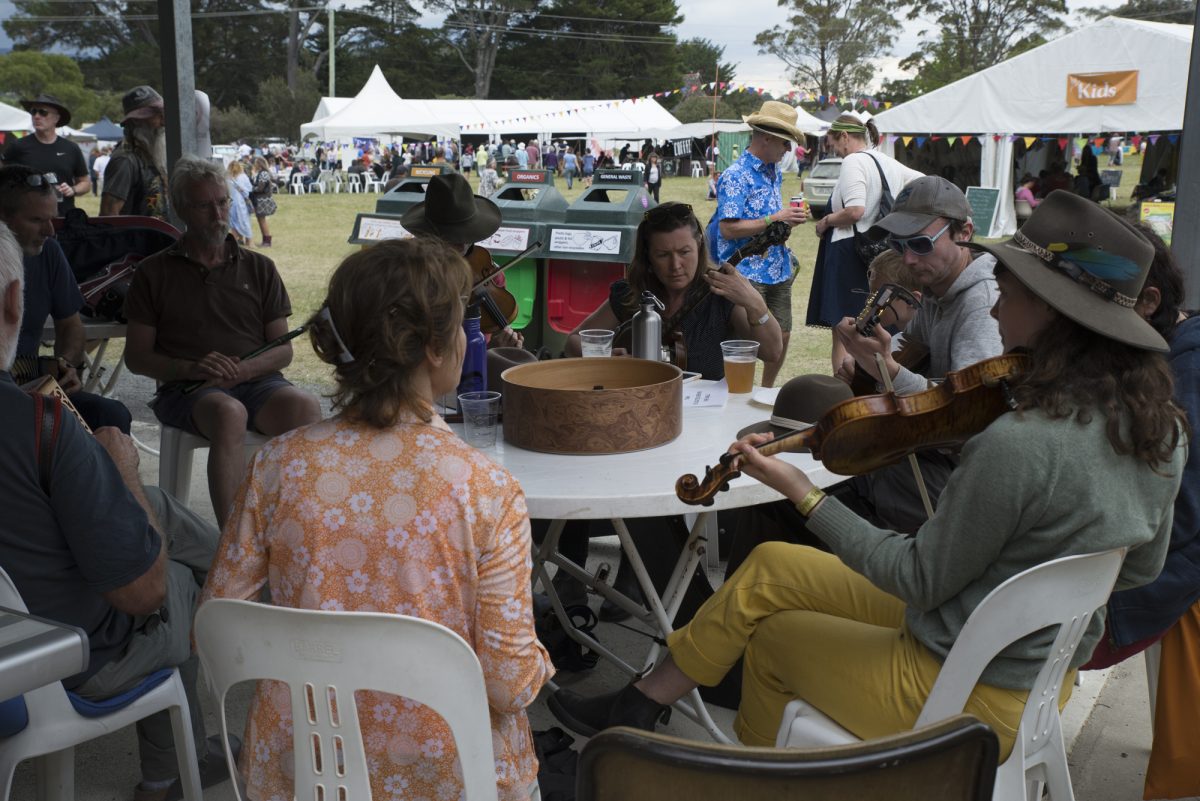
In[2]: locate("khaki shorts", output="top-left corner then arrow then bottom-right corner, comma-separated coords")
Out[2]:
751,274 -> 796,332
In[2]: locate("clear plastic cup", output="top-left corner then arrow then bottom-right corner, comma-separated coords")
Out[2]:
579,329 -> 615,358
720,340 -> 759,393
457,391 -> 501,447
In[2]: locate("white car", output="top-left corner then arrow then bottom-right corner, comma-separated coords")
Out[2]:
801,157 -> 841,219
212,145 -> 239,168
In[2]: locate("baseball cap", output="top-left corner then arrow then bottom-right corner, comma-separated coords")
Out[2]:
867,176 -> 972,240
121,85 -> 165,124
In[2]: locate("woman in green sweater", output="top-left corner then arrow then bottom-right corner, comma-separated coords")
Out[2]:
548,190 -> 1188,760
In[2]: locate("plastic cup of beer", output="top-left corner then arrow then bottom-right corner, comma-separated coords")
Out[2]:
457,391 -> 501,447
579,329 -> 615,358
720,340 -> 759,393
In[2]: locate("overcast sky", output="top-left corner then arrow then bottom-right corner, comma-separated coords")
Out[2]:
0,0 -> 1122,95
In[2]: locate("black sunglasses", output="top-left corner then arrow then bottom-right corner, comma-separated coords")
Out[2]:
29,107 -> 56,117
886,221 -> 952,256
0,172 -> 59,190
643,203 -> 694,223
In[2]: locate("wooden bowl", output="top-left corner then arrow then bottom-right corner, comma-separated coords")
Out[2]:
501,358 -> 682,454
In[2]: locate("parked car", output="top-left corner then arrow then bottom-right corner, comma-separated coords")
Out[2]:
212,144 -> 238,168
801,157 -> 841,219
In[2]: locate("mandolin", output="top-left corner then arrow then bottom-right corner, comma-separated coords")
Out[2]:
847,282 -> 928,396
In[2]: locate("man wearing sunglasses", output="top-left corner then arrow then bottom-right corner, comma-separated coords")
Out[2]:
833,175 -> 1002,533
2,94 -> 91,216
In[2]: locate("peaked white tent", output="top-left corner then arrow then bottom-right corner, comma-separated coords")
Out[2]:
0,100 -> 32,132
873,17 -> 1192,236
301,65 -> 681,142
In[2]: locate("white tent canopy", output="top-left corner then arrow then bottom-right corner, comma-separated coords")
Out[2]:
0,100 -> 32,132
301,65 -> 681,141
872,16 -> 1191,235
603,110 -> 829,143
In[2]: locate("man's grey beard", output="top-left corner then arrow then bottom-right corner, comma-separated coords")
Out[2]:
128,124 -> 167,173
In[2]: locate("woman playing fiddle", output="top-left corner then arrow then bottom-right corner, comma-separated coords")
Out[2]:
565,201 -> 782,378
548,191 -> 1187,761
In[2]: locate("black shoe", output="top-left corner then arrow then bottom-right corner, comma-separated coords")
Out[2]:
547,683 -> 671,737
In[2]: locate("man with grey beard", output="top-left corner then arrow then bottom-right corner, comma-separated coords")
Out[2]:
124,157 -> 320,526
100,86 -> 169,219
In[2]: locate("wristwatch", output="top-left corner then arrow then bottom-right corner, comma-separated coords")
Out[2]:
750,310 -> 771,326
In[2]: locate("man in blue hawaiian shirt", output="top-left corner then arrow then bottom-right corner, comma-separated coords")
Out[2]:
707,101 -> 809,387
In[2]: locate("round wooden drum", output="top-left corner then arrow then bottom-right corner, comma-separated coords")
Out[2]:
501,358 -> 683,454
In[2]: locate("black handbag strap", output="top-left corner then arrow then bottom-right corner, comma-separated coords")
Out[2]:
863,152 -> 895,224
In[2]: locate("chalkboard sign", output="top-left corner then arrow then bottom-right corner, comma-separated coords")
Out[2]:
965,187 -> 1000,235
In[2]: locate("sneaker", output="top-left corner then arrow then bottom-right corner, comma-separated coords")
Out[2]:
132,734 -> 241,801
546,683 -> 670,738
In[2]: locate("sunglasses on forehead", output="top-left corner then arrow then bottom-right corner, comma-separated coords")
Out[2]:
886,221 -> 952,256
0,172 -> 59,190
643,203 -> 694,223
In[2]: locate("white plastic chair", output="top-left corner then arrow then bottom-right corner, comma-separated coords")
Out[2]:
157,426 -> 271,506
362,173 -> 383,194
1014,198 -> 1034,221
289,173 -> 307,195
775,548 -> 1127,801
0,567 -> 203,801
194,599 -> 499,801
691,162 -> 703,178
346,173 -> 363,193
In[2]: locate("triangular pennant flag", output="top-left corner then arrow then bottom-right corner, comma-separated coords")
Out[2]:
948,136 -> 958,146
884,101 -> 893,109
1058,137 -> 1069,150
1020,137 -> 1034,148
1168,134 -> 1179,145
901,136 -> 913,146
1094,137 -> 1106,147
1149,134 -> 1161,144
916,136 -> 927,148
931,135 -> 942,141
1131,135 -> 1142,148
960,135 -> 973,145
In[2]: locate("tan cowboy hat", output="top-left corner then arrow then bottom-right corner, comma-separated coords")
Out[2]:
742,101 -> 805,145
20,94 -> 72,127
737,374 -> 853,439
965,189 -> 1166,352
401,173 -> 502,244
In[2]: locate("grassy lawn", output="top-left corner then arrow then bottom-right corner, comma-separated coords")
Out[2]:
76,152 -> 1143,391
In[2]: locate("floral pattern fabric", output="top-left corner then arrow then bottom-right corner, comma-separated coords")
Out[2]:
200,412 -> 553,801
706,149 -> 790,284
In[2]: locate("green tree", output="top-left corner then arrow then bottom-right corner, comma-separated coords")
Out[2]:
490,0 -> 683,99
670,93 -> 740,123
1082,0 -> 1195,24
255,74 -> 322,139
428,0 -> 546,98
210,104 -> 261,143
0,51 -> 122,122
898,0 -> 1067,94
755,0 -> 901,99
331,0 -> 465,97
678,37 -> 737,84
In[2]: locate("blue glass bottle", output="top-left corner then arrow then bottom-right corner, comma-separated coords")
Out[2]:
457,304 -> 487,396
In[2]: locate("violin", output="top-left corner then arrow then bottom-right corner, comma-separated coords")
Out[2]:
847,283 -> 929,396
675,353 -> 1029,506
465,241 -> 542,335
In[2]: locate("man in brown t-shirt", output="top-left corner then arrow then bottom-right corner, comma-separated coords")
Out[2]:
125,156 -> 320,526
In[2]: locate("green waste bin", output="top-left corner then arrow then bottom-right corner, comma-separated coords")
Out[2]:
347,164 -> 456,245
486,169 -> 567,334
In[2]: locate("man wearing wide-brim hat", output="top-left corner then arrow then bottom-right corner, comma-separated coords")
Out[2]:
401,172 -> 524,348
2,93 -> 91,214
705,100 -> 810,388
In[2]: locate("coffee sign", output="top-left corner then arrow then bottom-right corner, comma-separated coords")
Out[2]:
1066,70 -> 1138,107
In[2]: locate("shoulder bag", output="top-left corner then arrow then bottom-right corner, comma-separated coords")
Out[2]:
852,153 -> 895,265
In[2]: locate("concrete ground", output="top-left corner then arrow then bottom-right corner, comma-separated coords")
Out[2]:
13,369 -> 1190,800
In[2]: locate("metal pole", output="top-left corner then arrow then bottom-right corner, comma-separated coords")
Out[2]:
328,7 -> 336,98
1170,1 -> 1200,308
158,0 -> 197,227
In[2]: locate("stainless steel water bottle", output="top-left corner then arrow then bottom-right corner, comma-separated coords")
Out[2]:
631,291 -> 665,362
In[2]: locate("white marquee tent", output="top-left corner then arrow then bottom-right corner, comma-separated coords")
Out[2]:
0,100 -> 32,133
872,16 -> 1192,236
301,65 -> 681,142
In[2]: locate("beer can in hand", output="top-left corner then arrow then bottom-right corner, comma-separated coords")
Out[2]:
790,194 -> 809,216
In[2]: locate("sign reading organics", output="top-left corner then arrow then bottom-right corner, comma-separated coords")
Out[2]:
1066,70 -> 1138,107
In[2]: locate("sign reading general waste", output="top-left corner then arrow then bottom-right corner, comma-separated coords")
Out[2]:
1066,71 -> 1138,107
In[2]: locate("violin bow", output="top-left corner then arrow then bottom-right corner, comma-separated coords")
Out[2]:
874,352 -> 934,520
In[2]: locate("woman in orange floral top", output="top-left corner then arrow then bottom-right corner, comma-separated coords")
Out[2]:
200,238 -> 553,801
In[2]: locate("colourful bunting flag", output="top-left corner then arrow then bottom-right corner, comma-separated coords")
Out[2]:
948,136 -> 958,146
901,136 -> 913,146
1149,134 -> 1161,144
916,136 -> 927,148
1058,137 -> 1069,150
1168,134 -> 1179,145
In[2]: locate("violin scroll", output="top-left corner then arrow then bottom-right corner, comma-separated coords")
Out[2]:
675,453 -> 741,506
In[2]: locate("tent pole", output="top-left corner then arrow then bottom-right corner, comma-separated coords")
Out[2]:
1171,0 -> 1200,307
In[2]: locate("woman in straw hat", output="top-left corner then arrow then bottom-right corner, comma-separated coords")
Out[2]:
805,112 -> 923,331
201,237 -> 553,801
547,191 -> 1186,763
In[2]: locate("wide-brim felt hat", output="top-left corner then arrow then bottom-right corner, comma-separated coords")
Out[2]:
20,94 -> 71,127
737,374 -> 853,439
402,173 -> 501,244
742,101 -> 805,145
965,189 -> 1166,352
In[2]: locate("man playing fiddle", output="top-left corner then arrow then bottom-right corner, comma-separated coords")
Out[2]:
401,172 -> 524,348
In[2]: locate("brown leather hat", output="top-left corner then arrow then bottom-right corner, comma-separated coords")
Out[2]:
737,374 -> 853,439
966,190 -> 1165,352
